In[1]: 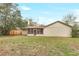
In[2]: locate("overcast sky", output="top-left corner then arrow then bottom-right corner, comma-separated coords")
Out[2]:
18,3 -> 79,25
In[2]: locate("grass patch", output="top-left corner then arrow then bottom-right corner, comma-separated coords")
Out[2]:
0,36 -> 79,56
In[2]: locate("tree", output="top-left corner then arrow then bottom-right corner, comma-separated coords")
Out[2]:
0,3 -> 28,35
0,4 -> 16,35
0,3 -> 23,35
10,7 -> 28,29
62,14 -> 76,26
72,23 -> 78,37
62,14 -> 78,37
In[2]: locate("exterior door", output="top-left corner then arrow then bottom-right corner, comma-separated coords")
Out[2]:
33,29 -> 37,35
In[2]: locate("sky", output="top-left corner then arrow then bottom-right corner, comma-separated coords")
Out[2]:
18,3 -> 79,25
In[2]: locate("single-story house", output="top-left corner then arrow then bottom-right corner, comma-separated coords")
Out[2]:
24,21 -> 72,37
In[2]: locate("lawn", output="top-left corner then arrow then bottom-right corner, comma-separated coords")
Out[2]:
0,36 -> 79,56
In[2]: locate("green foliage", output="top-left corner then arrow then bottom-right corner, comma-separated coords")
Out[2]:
72,29 -> 77,37
0,3 -> 28,35
62,14 -> 78,37
72,24 -> 78,37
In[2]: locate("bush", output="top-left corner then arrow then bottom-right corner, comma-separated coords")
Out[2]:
72,24 -> 78,37
72,29 -> 77,37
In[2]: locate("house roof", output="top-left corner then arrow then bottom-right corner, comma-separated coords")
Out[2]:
24,25 -> 45,29
23,21 -> 72,29
45,21 -> 72,28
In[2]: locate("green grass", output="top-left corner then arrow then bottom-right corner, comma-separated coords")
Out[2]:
0,36 -> 79,56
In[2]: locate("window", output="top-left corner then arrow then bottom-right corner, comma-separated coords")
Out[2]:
37,28 -> 40,34
28,28 -> 43,34
38,28 -> 43,34
28,28 -> 33,34
31,28 -> 33,34
28,28 -> 30,34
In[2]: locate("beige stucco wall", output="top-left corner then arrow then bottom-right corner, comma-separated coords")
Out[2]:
44,22 -> 72,37
22,30 -> 27,35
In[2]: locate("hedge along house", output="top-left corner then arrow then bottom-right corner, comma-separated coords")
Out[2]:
25,20 -> 72,37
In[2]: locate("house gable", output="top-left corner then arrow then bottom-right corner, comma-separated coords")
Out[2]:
44,21 -> 72,37
45,21 -> 72,28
